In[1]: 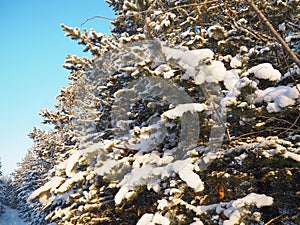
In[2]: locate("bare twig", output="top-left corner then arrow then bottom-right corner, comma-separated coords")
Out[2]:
235,126 -> 300,140
287,21 -> 300,30
265,214 -> 284,225
261,116 -> 295,127
278,113 -> 300,136
112,145 -> 137,152
81,15 -> 114,26
245,0 -> 300,68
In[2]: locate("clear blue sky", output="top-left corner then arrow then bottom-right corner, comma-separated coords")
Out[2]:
0,0 -> 114,175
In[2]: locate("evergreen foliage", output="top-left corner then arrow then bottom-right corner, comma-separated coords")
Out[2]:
0,161 -> 5,215
12,0 -> 300,224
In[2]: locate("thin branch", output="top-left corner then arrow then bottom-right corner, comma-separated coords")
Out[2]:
220,1 -> 269,42
245,0 -> 300,69
81,15 -> 114,26
287,21 -> 300,30
280,47 -> 300,93
278,113 -> 300,137
112,145 -> 137,152
260,116 -> 294,127
265,214 -> 284,225
235,126 -> 300,141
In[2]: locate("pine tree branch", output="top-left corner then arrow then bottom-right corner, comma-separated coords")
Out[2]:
245,0 -> 300,69
124,1 -> 220,16
81,1 -> 220,27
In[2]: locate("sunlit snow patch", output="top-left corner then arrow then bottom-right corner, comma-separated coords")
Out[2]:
248,63 -> 281,81
161,103 -> 207,119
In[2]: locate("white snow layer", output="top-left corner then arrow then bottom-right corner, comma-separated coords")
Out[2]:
223,193 -> 273,225
162,47 -> 214,67
162,46 -> 227,84
172,159 -> 204,192
190,218 -> 204,225
28,176 -> 65,204
161,103 -> 207,119
65,150 -> 82,177
230,56 -> 242,68
221,67 -> 299,113
194,61 -> 227,84
137,213 -> 170,225
248,63 -> 281,81
189,193 -> 273,225
231,193 -> 273,208
255,85 -> 300,112
114,158 -> 204,205
155,192 -> 273,225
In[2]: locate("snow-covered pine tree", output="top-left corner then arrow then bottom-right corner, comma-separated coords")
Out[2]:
11,126 -> 70,224
4,175 -> 18,209
0,160 -> 5,215
28,0 -> 300,224
11,150 -> 47,224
